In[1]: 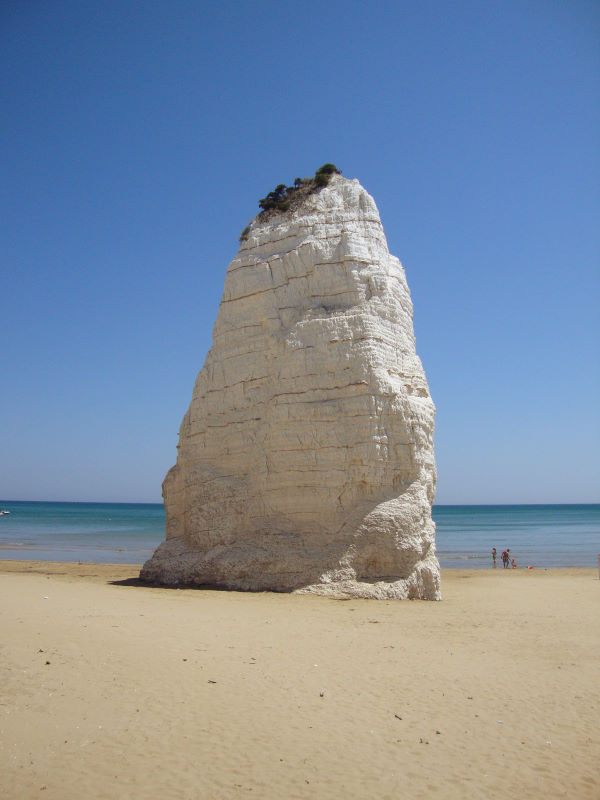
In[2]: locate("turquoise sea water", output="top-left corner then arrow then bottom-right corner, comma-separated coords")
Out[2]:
433,504 -> 599,569
0,501 -> 598,569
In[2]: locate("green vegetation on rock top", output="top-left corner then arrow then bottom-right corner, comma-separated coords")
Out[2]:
239,164 -> 341,241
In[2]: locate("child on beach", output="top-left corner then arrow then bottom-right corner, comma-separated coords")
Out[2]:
511,557 -> 517,569
491,547 -> 497,568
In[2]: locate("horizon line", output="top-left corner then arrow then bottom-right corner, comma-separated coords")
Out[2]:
1,499 -> 598,507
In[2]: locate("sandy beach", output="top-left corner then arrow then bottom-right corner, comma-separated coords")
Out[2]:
1,561 -> 598,800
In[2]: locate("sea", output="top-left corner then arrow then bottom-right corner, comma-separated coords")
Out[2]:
0,501 -> 598,570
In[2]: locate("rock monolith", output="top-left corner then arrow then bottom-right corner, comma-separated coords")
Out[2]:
141,172 -> 440,599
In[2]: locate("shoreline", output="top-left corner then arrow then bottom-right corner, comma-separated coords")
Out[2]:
0,557 -> 596,575
1,561 -> 598,799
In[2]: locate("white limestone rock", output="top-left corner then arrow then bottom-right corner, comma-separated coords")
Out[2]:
141,175 -> 440,599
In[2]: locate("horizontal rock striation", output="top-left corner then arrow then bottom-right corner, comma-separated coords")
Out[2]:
141,175 -> 440,599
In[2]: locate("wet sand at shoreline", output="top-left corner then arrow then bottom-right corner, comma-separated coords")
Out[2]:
1,561 -> 598,799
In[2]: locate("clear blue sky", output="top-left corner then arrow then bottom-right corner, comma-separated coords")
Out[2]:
1,0 -> 598,503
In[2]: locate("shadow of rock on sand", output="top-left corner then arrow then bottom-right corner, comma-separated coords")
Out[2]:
107,577 -> 248,591
108,577 -> 147,587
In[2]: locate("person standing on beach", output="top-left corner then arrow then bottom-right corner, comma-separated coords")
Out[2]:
502,549 -> 509,568
491,547 -> 497,568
